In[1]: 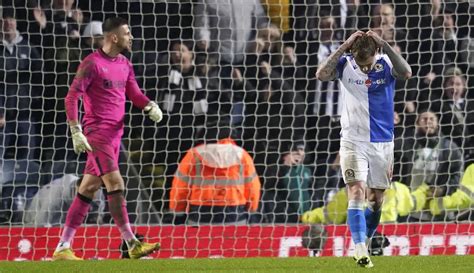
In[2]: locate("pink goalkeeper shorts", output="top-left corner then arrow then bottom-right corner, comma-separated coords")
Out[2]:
84,136 -> 121,177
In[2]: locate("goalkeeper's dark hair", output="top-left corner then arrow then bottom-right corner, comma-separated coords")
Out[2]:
102,17 -> 128,33
351,34 -> 378,60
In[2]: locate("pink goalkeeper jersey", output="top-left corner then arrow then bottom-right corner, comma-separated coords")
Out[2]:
65,49 -> 150,137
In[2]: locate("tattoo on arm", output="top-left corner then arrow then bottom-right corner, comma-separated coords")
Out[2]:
316,45 -> 348,81
383,42 -> 412,80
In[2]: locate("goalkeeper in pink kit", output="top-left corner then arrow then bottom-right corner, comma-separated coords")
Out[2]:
52,17 -> 163,260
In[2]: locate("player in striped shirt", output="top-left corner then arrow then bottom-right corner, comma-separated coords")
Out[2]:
316,30 -> 411,268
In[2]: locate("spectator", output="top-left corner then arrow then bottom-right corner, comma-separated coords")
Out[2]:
261,143 -> 313,223
308,106 -> 473,225
193,0 -> 270,88
31,0 -> 84,48
467,18 -> 474,82
394,110 -> 463,221
244,62 -> 305,177
272,45 -> 307,96
370,3 -> 411,57
243,32 -> 270,89
193,0 -> 268,63
155,40 -> 207,187
428,163 -> 474,221
252,25 -> 306,95
23,174 -> 106,226
37,0 -> 85,84
301,181 -> 430,224
312,14 -> 343,117
193,0 -> 273,128
307,14 -> 344,206
36,0 -> 86,165
81,20 -> 104,54
415,5 -> 469,90
303,162 -> 474,224
430,68 -> 474,163
241,62 -> 308,219
0,159 -> 44,224
0,8 -> 42,161
194,50 -> 237,119
41,0 -> 84,64
397,0 -> 439,78
169,119 -> 261,225
319,0 -> 360,40
434,8 -> 469,74
259,0 -> 291,40
243,25 -> 306,126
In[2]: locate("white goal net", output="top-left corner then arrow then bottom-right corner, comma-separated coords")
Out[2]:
0,0 -> 473,260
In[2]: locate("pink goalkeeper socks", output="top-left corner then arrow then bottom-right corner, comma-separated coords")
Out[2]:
118,223 -> 135,241
60,194 -> 92,244
107,191 -> 136,241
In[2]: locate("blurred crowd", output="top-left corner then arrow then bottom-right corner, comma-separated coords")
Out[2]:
0,0 -> 473,226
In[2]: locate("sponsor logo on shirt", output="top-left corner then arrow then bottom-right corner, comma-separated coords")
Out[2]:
365,79 -> 372,87
348,78 -> 386,87
374,78 -> 386,85
348,78 -> 365,85
103,79 -> 126,89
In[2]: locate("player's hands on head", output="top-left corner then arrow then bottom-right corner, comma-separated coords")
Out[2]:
366,30 -> 384,48
70,125 -> 93,154
344,30 -> 365,49
144,101 -> 163,123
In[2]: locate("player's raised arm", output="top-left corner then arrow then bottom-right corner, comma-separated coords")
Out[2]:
65,59 -> 95,154
316,30 -> 364,81
125,62 -> 163,123
366,30 -> 412,80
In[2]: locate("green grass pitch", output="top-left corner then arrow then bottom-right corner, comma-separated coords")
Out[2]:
0,256 -> 473,273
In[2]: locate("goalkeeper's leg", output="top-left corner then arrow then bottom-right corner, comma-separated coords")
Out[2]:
53,175 -> 102,261
102,171 -> 160,259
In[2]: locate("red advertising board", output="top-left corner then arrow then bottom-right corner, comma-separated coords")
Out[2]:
0,224 -> 473,261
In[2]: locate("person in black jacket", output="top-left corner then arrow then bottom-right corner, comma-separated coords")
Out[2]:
0,9 -> 42,160
242,65 -> 308,223
394,110 -> 463,221
261,142 -> 313,223
431,68 -> 473,166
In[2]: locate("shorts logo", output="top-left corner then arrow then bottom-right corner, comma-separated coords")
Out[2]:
345,169 -> 355,179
